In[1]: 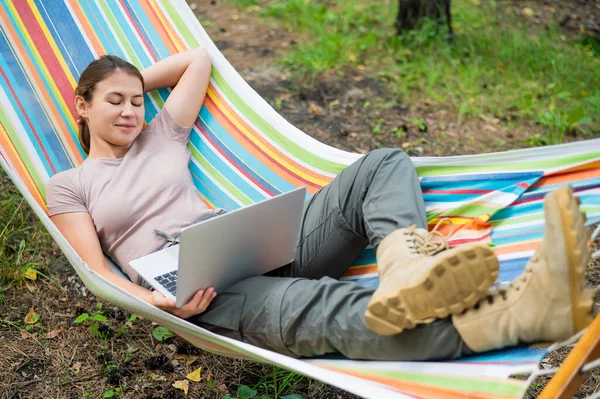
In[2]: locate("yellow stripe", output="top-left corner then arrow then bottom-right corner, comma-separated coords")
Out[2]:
209,88 -> 330,187
149,1 -> 185,52
0,122 -> 45,206
5,1 -> 77,166
26,0 -> 77,89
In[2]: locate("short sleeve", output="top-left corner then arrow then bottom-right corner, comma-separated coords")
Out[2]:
46,170 -> 88,216
144,106 -> 193,143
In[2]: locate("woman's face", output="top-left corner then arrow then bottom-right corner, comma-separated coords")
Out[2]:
77,71 -> 145,152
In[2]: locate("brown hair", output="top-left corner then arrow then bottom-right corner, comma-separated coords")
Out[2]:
75,55 -> 144,155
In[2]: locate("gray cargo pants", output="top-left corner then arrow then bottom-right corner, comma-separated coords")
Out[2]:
188,149 -> 473,360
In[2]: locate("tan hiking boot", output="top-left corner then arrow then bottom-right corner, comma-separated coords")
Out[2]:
366,221 -> 500,336
452,186 -> 597,352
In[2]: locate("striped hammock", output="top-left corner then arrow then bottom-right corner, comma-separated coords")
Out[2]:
1,1 -> 599,398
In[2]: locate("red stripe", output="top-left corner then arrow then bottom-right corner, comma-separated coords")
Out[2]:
0,68 -> 56,174
14,2 -> 76,121
196,121 -> 277,197
206,95 -> 321,189
119,0 -> 158,63
448,233 -> 491,246
516,182 -> 530,189
422,189 -> 492,195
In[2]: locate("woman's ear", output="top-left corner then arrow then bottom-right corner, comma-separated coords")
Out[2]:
74,95 -> 88,119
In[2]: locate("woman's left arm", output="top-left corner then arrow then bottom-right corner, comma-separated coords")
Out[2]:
141,48 -> 212,128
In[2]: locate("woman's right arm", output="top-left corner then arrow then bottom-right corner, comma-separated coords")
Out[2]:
50,212 -> 215,317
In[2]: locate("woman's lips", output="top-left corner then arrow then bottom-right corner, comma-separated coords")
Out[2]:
116,124 -> 136,131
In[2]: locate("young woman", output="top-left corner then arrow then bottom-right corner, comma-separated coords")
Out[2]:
47,49 -> 595,360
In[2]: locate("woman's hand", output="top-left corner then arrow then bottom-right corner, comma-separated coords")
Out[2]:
151,287 -> 217,319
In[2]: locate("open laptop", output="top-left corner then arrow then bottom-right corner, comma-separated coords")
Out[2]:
130,187 -> 306,307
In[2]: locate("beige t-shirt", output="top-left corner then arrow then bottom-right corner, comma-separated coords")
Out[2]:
46,108 -> 214,282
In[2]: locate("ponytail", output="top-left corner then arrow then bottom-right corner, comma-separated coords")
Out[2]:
78,119 -> 91,155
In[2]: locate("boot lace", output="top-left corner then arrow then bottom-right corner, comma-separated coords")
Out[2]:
472,260 -> 536,310
408,218 -> 454,256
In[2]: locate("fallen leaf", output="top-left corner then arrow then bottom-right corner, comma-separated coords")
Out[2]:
72,362 -> 82,373
149,373 -> 166,381
328,99 -> 340,108
20,331 -> 36,339
24,307 -> 39,324
483,124 -> 498,133
23,268 -> 37,281
45,328 -> 62,339
166,344 -> 177,352
186,367 -> 202,382
522,7 -> 534,17
172,379 -> 189,395
309,102 -> 321,115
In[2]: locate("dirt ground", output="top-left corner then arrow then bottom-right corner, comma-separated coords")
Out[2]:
1,0 -> 600,398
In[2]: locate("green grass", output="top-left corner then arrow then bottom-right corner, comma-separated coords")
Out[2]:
0,172 -> 53,291
232,0 -> 600,143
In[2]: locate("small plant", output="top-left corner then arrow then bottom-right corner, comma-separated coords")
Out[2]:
536,107 -> 592,144
73,302 -> 111,339
102,387 -> 122,398
410,118 -> 427,132
372,118 -> 384,135
152,326 -> 174,342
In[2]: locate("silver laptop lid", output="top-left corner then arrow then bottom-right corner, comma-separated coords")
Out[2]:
175,186 -> 306,306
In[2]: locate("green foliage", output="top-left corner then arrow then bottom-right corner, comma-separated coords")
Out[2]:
152,326 -> 174,342
102,387 -> 122,398
0,181 -> 52,288
231,0 -> 600,140
73,303 -> 111,340
237,385 -> 258,399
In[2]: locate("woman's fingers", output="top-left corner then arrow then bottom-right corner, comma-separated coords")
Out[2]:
151,290 -> 176,309
198,288 -> 216,311
152,287 -> 216,318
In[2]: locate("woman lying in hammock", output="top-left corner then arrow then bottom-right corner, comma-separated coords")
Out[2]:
47,49 -> 596,360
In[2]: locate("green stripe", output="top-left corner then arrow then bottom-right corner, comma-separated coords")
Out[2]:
160,0 -> 200,48
189,145 -> 252,205
210,70 -> 347,174
416,151 -> 600,177
0,108 -> 45,198
490,212 -> 543,226
352,369 -> 526,396
99,2 -> 141,68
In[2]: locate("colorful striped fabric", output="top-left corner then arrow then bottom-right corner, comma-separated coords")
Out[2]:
0,1 -> 598,398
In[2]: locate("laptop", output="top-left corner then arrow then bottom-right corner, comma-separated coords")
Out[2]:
130,187 -> 306,307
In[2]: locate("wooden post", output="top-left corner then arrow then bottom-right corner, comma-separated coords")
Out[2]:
539,313 -> 600,399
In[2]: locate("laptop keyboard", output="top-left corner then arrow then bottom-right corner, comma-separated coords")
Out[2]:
154,270 -> 178,295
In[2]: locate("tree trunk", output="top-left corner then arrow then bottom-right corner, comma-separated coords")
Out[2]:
396,0 -> 452,37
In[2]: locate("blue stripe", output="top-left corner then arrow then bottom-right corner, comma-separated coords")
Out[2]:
121,0 -> 159,64
420,171 -> 543,184
105,1 -> 151,68
189,159 -> 237,211
34,0 -> 91,77
198,108 -> 293,194
79,1 -> 124,58
125,0 -> 170,60
190,131 -> 266,203
0,30 -> 69,173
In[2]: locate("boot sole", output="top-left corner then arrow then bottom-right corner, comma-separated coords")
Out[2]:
551,186 -> 596,333
365,244 -> 499,336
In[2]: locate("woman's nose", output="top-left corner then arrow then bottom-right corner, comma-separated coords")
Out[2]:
121,103 -> 135,117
